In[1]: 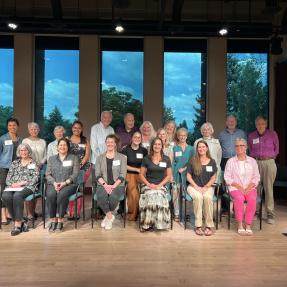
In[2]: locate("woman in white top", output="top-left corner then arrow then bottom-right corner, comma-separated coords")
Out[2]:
47,126 -> 65,160
194,122 -> 222,183
139,121 -> 156,152
23,122 -> 47,169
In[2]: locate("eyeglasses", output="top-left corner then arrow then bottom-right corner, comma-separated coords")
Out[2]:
235,144 -> 246,147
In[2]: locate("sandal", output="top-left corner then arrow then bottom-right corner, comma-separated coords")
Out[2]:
195,227 -> 204,236
237,228 -> 246,236
245,229 -> 253,235
204,227 -> 213,236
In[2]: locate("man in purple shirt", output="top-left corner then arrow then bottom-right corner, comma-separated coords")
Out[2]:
248,116 -> 279,224
116,113 -> 139,150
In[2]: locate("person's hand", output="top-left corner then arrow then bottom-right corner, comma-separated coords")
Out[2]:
54,182 -> 61,192
11,182 -> 22,188
194,185 -> 202,192
148,183 -> 157,189
179,167 -> 187,173
104,185 -> 113,194
57,182 -> 67,191
80,159 -> 86,167
136,168 -> 141,174
201,186 -> 208,193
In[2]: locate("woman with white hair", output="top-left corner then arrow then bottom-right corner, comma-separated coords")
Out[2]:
22,122 -> 47,168
2,143 -> 39,236
47,126 -> 65,160
194,122 -> 222,183
139,121 -> 156,152
164,120 -> 177,147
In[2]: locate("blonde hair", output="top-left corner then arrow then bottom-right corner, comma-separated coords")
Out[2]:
164,120 -> 177,141
200,122 -> 214,136
139,121 -> 156,140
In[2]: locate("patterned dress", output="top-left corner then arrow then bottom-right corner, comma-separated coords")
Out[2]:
69,140 -> 90,171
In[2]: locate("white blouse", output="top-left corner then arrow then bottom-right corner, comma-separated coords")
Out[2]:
22,137 -> 47,166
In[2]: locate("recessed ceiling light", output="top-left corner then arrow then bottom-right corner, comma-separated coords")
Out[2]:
7,22 -> 18,30
219,28 -> 228,36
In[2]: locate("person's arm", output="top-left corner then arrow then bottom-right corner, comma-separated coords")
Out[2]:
81,140 -> 91,166
224,159 -> 244,192
156,167 -> 172,189
5,162 -> 15,187
26,162 -> 40,191
139,166 -> 151,187
274,131 -> 279,158
45,158 -> 56,185
245,159 -> 260,193
112,155 -> 127,189
41,140 -> 47,165
66,155 -> 80,184
90,126 -> 99,158
127,165 -> 141,173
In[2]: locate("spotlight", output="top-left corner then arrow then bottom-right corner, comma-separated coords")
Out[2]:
115,24 -> 124,33
7,22 -> 18,30
270,36 -> 283,55
219,27 -> 228,36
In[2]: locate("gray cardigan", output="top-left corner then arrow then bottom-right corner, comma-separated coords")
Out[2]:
95,152 -> 127,186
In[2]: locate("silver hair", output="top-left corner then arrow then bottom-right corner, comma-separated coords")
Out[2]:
235,138 -> 247,146
53,125 -> 65,133
226,114 -> 237,121
101,110 -> 113,120
176,127 -> 188,136
124,113 -> 134,120
28,122 -> 40,130
16,143 -> 33,158
139,121 -> 156,138
200,122 -> 214,135
255,115 -> 267,124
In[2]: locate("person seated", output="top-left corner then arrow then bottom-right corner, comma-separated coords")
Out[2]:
122,131 -> 148,221
2,143 -> 39,236
187,140 -> 217,236
95,134 -> 127,230
139,137 -> 172,232
224,138 -> 260,235
68,120 -> 91,220
45,138 -> 80,232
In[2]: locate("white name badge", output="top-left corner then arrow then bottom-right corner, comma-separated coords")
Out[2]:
27,163 -> 36,169
142,143 -> 150,148
78,144 -> 86,148
170,142 -> 175,147
206,166 -> 213,172
175,151 -> 182,157
159,161 -> 167,168
253,138 -> 260,144
63,160 -> 72,167
113,160 -> 120,166
136,153 -> 143,159
4,140 -> 13,146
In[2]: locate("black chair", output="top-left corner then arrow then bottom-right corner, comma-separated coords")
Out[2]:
91,181 -> 127,228
274,165 -> 287,189
179,180 -> 220,230
138,183 -> 173,230
220,183 -> 263,230
43,170 -> 85,229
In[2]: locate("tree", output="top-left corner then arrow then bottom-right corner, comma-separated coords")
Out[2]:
227,54 -> 268,133
163,105 -> 175,125
0,105 -> 13,135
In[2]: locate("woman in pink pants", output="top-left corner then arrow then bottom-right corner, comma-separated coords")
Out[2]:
224,138 -> 260,235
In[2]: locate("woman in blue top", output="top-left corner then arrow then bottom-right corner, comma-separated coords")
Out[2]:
172,128 -> 194,221
0,118 -> 22,225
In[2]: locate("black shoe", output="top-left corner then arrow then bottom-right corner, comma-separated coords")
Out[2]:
56,222 -> 64,232
21,221 -> 29,232
1,218 -> 11,225
11,226 -> 22,236
48,222 -> 57,233
68,216 -> 80,221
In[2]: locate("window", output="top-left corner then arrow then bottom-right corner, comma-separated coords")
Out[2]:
0,36 -> 14,135
227,40 -> 269,133
101,38 -> 144,128
164,39 -> 207,144
35,37 -> 79,142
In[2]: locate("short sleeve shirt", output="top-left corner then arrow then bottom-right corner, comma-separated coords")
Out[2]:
122,145 -> 148,174
187,158 -> 217,187
141,155 -> 171,184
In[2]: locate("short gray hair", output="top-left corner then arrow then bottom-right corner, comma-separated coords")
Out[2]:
255,115 -> 267,124
235,138 -> 247,147
101,110 -> 113,120
200,122 -> 214,135
54,125 -> 65,133
28,122 -> 40,130
16,143 -> 33,158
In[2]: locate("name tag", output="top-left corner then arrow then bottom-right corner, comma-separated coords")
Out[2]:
27,163 -> 36,169
4,140 -> 13,146
253,138 -> 260,144
63,160 -> 72,167
159,162 -> 167,168
78,144 -> 86,148
136,153 -> 143,159
113,160 -> 120,166
206,166 -> 213,172
170,142 -> 175,147
175,151 -> 182,157
142,143 -> 150,148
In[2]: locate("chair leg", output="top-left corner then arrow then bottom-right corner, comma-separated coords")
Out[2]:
184,199 -> 187,230
75,198 -> 78,229
123,197 -> 126,228
82,193 -> 85,221
0,192 -> 3,230
216,198 -> 219,230
91,198 -> 94,229
259,199 -> 263,230
43,194 -> 46,229
228,200 -> 231,230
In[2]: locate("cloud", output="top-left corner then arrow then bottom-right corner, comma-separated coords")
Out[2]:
44,79 -> 79,120
0,83 -> 13,107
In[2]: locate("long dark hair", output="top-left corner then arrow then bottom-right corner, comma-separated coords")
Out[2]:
72,120 -> 87,144
149,137 -> 164,160
191,140 -> 212,176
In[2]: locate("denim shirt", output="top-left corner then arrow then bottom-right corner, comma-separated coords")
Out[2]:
0,133 -> 22,169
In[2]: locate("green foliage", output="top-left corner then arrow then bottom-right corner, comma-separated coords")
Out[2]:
163,105 -> 175,125
0,105 -> 13,135
227,54 -> 268,133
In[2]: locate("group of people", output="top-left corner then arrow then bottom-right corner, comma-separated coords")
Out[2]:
0,111 -> 279,236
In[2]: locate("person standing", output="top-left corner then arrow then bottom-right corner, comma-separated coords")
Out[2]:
248,116 -> 279,224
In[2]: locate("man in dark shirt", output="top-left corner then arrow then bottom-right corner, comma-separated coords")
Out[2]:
116,113 -> 139,150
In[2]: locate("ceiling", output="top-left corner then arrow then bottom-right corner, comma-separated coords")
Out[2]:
1,0 -> 287,37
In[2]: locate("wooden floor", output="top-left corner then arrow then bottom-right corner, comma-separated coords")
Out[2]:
0,200 -> 287,287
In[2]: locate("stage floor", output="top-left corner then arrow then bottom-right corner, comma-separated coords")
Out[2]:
0,202 -> 287,287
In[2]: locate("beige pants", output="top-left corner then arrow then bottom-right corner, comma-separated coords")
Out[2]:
187,185 -> 214,228
256,159 -> 277,217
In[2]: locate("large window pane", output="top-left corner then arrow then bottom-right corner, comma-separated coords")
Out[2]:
0,48 -> 14,135
227,53 -> 268,133
101,51 -> 143,128
35,49 -> 79,142
164,52 -> 206,143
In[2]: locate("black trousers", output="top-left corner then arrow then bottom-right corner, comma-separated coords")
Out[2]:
2,188 -> 33,221
0,168 -> 9,208
46,184 -> 77,218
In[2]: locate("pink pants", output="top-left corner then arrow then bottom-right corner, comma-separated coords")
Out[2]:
230,189 -> 257,225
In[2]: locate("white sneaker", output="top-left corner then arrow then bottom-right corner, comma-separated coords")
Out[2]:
105,218 -> 113,230
101,216 -> 108,228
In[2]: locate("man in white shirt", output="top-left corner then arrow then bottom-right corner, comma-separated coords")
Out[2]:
90,111 -> 114,181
